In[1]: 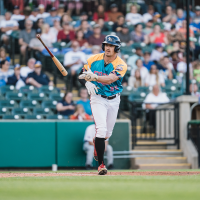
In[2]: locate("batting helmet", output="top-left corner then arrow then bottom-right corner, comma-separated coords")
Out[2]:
102,35 -> 121,53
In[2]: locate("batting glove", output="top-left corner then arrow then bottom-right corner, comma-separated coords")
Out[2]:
85,81 -> 98,95
78,66 -> 98,82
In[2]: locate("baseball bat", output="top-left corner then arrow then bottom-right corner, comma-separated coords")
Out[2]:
36,34 -> 68,76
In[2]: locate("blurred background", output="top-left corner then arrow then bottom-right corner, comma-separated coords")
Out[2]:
0,0 -> 200,171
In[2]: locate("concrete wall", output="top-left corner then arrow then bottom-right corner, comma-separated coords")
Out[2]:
176,95 -> 199,169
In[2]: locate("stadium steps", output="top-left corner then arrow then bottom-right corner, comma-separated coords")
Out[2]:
134,141 -> 167,150
131,149 -> 191,169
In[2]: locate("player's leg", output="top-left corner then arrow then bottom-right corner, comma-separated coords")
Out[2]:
83,142 -> 94,169
90,95 -> 108,174
105,95 -> 120,139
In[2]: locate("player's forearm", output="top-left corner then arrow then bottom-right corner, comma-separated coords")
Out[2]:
97,74 -> 118,85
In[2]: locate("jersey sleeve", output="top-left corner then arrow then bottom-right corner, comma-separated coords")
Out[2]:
111,62 -> 127,78
83,55 -> 94,71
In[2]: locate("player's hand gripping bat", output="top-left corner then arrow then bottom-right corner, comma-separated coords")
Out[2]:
36,35 -> 68,76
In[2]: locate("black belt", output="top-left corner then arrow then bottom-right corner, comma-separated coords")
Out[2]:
99,93 -> 119,100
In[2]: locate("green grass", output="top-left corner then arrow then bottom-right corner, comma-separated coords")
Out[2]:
0,170 -> 200,200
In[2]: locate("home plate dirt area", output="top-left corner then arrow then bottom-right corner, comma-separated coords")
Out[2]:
1,171 -> 200,178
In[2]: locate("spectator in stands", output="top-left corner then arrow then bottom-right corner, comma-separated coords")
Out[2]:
150,44 -> 166,62
74,12 -> 89,29
83,124 -> 113,170
57,4 -> 65,18
131,59 -> 148,81
125,5 -> 143,25
112,15 -> 125,32
128,69 -> 144,88
80,20 -> 93,39
0,47 -> 10,62
167,25 -> 185,44
49,18 -> 62,40
60,14 -> 72,27
0,12 -> 19,47
67,0 -> 83,16
11,6 -> 25,21
7,64 -> 26,89
64,41 -> 86,75
143,52 -> 155,71
86,45 -> 101,59
190,83 -> 200,97
37,4 -> 50,19
97,18 -> 109,32
34,18 -> 44,30
116,24 -> 132,45
145,65 -> 165,87
44,7 -> 60,27
56,92 -> 75,119
130,23 -> 148,44
19,19 -> 36,63
70,104 -> 92,120
26,61 -> 53,88
20,58 -> 36,78
36,0 -> 59,10
41,23 -> 57,44
18,7 -> 32,30
176,9 -> 185,24
93,4 -> 109,22
162,6 -> 177,23
178,20 -> 194,39
166,40 -> 181,54
143,19 -> 153,35
159,56 -> 173,80
193,6 -> 200,24
73,30 -> 88,48
5,0 -> 24,13
108,3 -> 123,22
143,85 -> 170,130
192,62 -> 200,83
29,8 -> 39,22
176,54 -> 191,74
143,5 -> 154,23
170,52 -> 180,72
88,24 -> 105,46
149,24 -> 168,45
29,29 -> 52,60
152,12 -> 161,23
77,88 -> 92,116
57,22 -> 75,43
127,47 -> 143,70
0,60 -> 14,84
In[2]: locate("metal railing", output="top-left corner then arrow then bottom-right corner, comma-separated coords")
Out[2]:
118,101 -> 180,149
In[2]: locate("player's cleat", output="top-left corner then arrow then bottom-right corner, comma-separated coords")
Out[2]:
98,163 -> 107,175
93,138 -> 98,161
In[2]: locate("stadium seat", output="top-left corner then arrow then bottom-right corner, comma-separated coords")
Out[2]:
104,21 -> 114,31
120,46 -> 134,55
46,115 -> 64,120
33,108 -> 53,115
137,86 -> 152,93
0,107 -> 10,115
0,85 -> 17,95
5,92 -> 26,101
19,86 -> 38,95
38,86 -> 59,95
0,94 -> 5,100
24,115 -> 44,120
2,115 -> 22,119
27,93 -> 48,101
128,92 -> 147,102
12,108 -> 31,115
161,85 -> 180,93
41,100 -> 58,109
0,100 -> 18,109
49,93 -> 65,101
19,100 -> 40,109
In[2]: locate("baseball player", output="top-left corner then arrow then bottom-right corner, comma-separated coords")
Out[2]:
79,35 -> 127,175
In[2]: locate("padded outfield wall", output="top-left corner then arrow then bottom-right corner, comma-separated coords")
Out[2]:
0,120 -> 131,169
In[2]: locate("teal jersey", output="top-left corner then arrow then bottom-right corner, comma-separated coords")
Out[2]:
83,53 -> 127,97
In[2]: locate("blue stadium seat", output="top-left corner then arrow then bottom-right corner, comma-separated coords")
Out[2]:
2,115 -> 22,119
6,92 -> 26,101
19,86 -> 38,95
38,86 -> 59,95
0,100 -> 18,109
12,108 -> 31,115
41,100 -> 57,109
19,100 -> 40,109
27,93 -> 48,101
46,115 -> 64,120
25,115 -> 44,120
49,93 -> 64,101
33,108 -> 53,115
0,85 -> 17,95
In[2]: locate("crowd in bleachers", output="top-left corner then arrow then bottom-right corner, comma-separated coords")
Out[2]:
1,0 -> 200,120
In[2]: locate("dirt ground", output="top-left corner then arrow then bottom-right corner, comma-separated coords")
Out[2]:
1,171 -> 200,178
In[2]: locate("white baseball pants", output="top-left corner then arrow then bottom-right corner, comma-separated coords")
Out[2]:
90,94 -> 120,139
83,142 -> 113,166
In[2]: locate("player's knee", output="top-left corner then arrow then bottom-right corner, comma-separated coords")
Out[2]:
96,127 -> 107,138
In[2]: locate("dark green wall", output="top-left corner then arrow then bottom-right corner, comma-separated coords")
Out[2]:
0,120 -> 130,169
